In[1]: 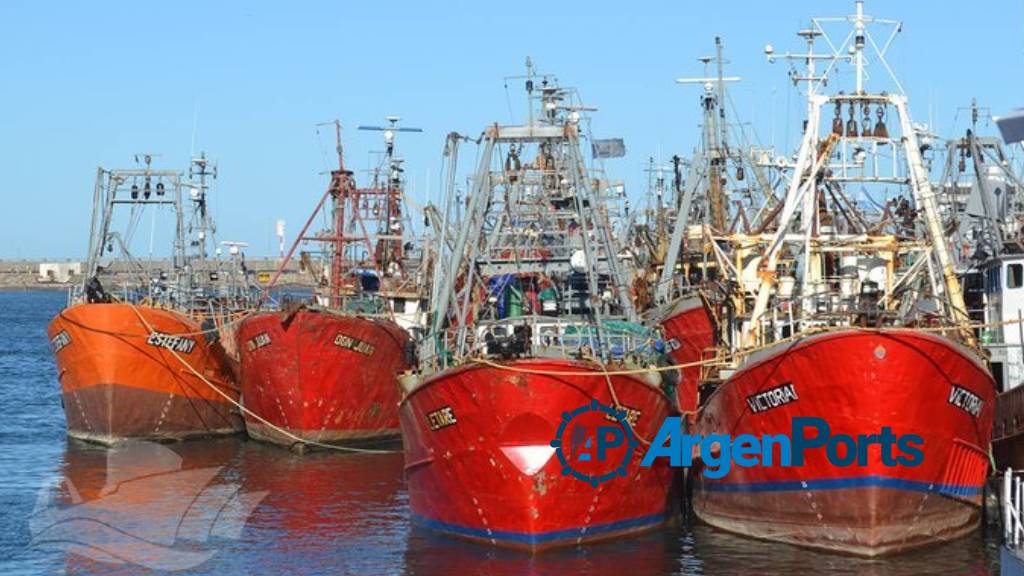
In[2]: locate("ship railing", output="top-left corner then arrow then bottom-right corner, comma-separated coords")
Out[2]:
419,323 -> 660,374
1005,468 -> 1024,548
698,346 -> 721,382
67,276 -> 257,316
534,333 -> 655,362
754,288 -> 947,346
453,316 -> 655,362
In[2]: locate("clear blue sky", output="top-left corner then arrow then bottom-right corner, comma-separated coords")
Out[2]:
1,0 -> 1020,259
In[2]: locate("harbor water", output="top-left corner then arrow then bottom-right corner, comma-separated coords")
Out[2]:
0,290 -> 1003,575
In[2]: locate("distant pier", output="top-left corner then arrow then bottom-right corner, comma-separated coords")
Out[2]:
0,259 -> 315,290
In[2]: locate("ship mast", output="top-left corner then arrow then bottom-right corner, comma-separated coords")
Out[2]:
745,0 -> 972,347
330,120 -> 351,307
268,120 -> 392,309
358,116 -> 423,287
425,64 -> 636,367
278,118 -> 422,308
657,37 -> 767,303
85,154 -> 184,294
186,152 -> 217,264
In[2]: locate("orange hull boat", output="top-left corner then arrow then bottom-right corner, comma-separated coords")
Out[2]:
48,303 -> 243,444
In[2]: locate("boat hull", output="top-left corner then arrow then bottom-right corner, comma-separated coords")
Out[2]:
237,308 -> 409,447
48,303 -> 243,444
658,295 -> 715,413
692,329 -> 994,556
400,359 -> 677,550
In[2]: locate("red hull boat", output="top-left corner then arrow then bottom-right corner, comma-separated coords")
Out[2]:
238,306 -> 410,447
657,295 -> 715,414
400,359 -> 677,550
692,329 -> 994,556
408,73 -> 678,550
239,119 -> 423,450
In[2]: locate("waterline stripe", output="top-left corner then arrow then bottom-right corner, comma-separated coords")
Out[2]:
699,475 -> 982,497
411,511 -> 667,545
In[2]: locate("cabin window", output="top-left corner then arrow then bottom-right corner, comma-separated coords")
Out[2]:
988,267 -> 1001,294
1009,264 -> 1024,289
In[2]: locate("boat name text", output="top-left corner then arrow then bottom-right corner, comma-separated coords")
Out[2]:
333,333 -> 375,356
147,332 -> 197,354
746,382 -> 799,414
246,332 -> 272,352
50,330 -> 71,354
948,385 -> 983,418
604,404 -> 640,427
427,406 -> 457,431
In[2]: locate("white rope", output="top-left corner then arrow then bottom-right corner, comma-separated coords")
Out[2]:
128,304 -> 399,454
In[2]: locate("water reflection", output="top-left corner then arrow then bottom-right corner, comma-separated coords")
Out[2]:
232,440 -> 409,574
7,290 -> 1007,575
36,439 -> 253,574
691,522 -> 998,576
33,437 -> 1002,576
403,525 -> 679,576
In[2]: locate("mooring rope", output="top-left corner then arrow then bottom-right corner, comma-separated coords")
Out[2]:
584,353 -> 653,446
72,295 -> 1022,379
67,299 -> 1018,456
126,303 -> 400,454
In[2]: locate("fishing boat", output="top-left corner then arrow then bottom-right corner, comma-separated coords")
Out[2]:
238,119 -> 424,449
400,63 -> 677,550
643,38 -> 778,415
628,160 -> 715,415
943,106 -> 1024,470
689,2 -> 995,555
48,154 -> 254,444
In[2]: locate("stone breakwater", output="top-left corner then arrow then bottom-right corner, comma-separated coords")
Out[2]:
0,259 -> 315,290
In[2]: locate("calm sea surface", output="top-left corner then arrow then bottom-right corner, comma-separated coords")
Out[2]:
0,290 -> 1004,575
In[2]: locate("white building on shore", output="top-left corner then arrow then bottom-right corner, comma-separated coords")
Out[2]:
37,262 -> 81,284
